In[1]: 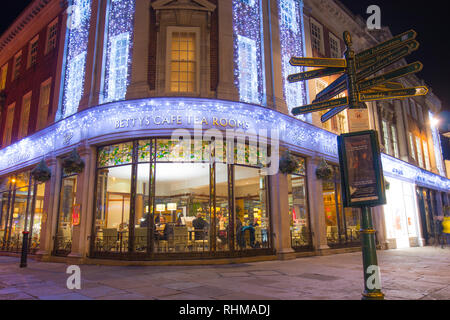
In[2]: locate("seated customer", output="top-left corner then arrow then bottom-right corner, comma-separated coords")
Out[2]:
192,214 -> 208,240
155,216 -> 172,241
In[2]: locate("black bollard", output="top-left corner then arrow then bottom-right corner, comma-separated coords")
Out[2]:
20,231 -> 29,268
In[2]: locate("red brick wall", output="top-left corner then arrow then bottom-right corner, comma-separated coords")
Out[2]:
0,12 -> 63,149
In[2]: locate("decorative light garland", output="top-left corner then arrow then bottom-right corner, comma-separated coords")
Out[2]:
58,0 -> 93,121
102,0 -> 135,104
0,98 -> 448,191
232,0 -> 266,106
278,0 -> 308,121
429,111 -> 445,177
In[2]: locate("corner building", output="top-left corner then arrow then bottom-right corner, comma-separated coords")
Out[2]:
0,0 -> 448,264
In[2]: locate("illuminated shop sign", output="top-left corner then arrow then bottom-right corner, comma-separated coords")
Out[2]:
0,98 -> 448,192
381,154 -> 450,192
0,98 -> 337,173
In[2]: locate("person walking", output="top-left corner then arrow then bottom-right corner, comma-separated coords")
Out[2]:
442,216 -> 450,249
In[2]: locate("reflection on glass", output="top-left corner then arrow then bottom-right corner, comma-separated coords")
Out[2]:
9,186 -> 29,250
216,163 -> 229,251
234,166 -> 268,250
322,166 -> 360,246
55,176 -> 77,254
288,174 -> 310,248
154,162 -> 210,253
29,183 -> 45,251
95,165 -> 132,253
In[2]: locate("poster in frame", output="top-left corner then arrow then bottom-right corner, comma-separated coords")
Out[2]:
338,130 -> 386,208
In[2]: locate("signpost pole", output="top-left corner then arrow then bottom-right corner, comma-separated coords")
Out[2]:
360,206 -> 384,300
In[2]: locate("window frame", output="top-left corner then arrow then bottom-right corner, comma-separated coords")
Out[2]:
36,78 -> 52,131
165,26 -> 201,96
0,63 -> 8,90
27,35 -> 39,69
18,91 -> 32,140
328,32 -> 341,59
12,51 -> 22,81
2,103 -> 16,147
45,18 -> 59,55
310,18 -> 324,55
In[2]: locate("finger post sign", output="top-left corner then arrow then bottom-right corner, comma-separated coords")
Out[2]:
287,29 -> 428,301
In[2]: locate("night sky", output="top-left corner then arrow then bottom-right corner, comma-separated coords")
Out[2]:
0,1 -> 448,130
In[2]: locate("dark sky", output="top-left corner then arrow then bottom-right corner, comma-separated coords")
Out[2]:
339,0 -> 450,133
1,1 -> 449,127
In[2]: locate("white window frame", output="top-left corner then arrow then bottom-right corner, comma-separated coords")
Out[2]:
280,0 -> 298,33
165,26 -> 201,96
45,18 -> 58,54
415,136 -> 424,168
106,32 -> 130,103
237,35 -> 259,104
28,35 -> 39,69
408,132 -> 416,160
382,120 -> 391,155
422,140 -> 431,171
310,18 -> 324,55
391,124 -> 399,158
37,78 -> 52,131
63,52 -> 86,119
329,32 -> 341,58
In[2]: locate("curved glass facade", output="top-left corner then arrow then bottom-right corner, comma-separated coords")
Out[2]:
91,138 -> 272,259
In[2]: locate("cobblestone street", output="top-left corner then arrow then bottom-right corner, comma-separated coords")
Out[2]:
0,247 -> 449,300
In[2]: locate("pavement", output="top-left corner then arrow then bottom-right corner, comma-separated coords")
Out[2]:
0,246 -> 449,300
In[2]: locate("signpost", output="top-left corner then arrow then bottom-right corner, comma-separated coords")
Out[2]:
338,131 -> 386,300
287,29 -> 429,300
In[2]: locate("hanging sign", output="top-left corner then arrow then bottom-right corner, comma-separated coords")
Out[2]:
338,131 -> 386,208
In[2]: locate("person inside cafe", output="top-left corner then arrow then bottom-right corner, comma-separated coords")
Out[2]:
192,213 -> 208,240
154,216 -> 172,241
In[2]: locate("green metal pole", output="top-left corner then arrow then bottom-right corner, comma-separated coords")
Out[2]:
360,206 -> 384,300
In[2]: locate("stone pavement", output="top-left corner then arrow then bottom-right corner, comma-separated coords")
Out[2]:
0,247 -> 449,300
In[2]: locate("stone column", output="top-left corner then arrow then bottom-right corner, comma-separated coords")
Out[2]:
306,156 -> 329,251
79,0 -> 102,110
37,157 -> 61,256
68,144 -> 94,258
216,0 -> 238,101
394,100 -> 408,162
269,172 -> 295,260
126,0 -> 151,99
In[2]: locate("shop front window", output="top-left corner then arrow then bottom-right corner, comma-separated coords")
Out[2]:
322,166 -> 361,247
92,138 -> 271,259
54,174 -> 77,255
234,165 -> 269,250
0,172 -> 45,253
288,155 -> 311,250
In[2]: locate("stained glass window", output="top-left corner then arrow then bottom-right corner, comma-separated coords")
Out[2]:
97,142 -> 133,168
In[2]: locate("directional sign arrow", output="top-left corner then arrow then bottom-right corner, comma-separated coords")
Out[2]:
356,41 -> 419,81
356,29 -> 417,62
313,74 -> 348,103
321,104 -> 349,123
288,67 -> 345,83
358,62 -> 423,92
292,97 -> 349,116
290,57 -> 347,68
356,40 -> 416,70
359,86 -> 428,102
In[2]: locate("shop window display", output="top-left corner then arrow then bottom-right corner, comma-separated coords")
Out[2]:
322,166 -> 361,247
288,155 -> 311,250
54,174 -> 77,255
91,138 -> 271,259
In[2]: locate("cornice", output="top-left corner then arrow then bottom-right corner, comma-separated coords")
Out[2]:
0,0 -> 54,53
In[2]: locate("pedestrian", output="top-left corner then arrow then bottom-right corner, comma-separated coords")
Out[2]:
442,216 -> 450,249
